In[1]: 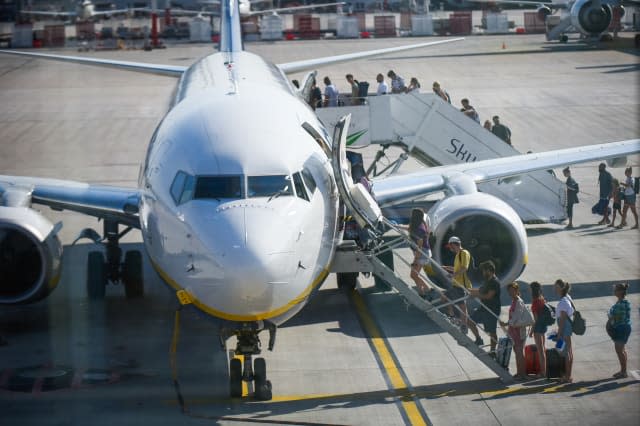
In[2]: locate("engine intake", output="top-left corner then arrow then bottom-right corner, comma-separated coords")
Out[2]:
429,193 -> 528,286
571,0 -> 613,36
537,6 -> 552,22
0,207 -> 62,304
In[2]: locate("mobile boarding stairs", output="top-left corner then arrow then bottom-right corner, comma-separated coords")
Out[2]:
315,90 -> 568,224
330,114 -> 516,385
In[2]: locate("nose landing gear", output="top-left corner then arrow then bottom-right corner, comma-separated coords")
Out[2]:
222,321 -> 276,401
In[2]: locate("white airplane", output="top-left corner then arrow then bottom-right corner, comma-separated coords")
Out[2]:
237,0 -> 345,16
0,0 -> 638,401
470,0 -> 639,41
139,0 -> 345,17
20,0 -> 133,22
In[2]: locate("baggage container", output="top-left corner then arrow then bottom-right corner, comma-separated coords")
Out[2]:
374,15 -> 396,37
12,24 -> 33,48
43,24 -> 65,47
524,12 -> 546,34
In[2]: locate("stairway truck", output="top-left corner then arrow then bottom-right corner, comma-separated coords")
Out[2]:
316,93 -> 567,224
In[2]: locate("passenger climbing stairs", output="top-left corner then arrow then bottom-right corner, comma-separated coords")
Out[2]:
330,114 -> 515,385
361,218 -> 515,385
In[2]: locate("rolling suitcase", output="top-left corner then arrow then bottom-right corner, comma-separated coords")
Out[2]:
546,348 -> 566,378
525,344 -> 540,375
496,337 -> 513,369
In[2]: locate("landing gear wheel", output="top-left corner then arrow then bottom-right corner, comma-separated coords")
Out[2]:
337,272 -> 358,291
253,357 -> 272,401
87,251 -> 107,300
560,34 -> 569,43
229,358 -> 242,398
122,250 -> 144,298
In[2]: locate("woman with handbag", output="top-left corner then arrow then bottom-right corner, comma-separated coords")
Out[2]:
608,283 -> 631,379
500,282 -> 534,380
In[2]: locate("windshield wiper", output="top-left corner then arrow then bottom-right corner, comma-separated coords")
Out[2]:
268,186 -> 289,202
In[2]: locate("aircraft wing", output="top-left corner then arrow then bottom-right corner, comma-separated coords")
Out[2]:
278,38 -> 464,74
20,10 -> 77,17
0,176 -> 141,228
0,50 -> 186,77
133,7 -> 217,16
372,139 -> 640,207
91,8 -> 135,17
247,2 -> 345,16
1,38 -> 463,79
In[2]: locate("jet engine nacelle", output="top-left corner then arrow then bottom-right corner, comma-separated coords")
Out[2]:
537,5 -> 552,22
571,0 -> 613,36
429,192 -> 528,286
0,207 -> 63,304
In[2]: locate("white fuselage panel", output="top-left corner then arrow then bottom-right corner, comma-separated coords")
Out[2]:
139,51 -> 339,324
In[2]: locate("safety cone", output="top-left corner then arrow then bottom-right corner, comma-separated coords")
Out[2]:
502,41 -> 506,49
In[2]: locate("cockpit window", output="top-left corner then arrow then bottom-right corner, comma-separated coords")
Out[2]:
171,172 -> 241,204
194,176 -> 242,200
248,175 -> 293,198
301,168 -> 317,194
292,172 -> 309,201
170,171 -> 196,205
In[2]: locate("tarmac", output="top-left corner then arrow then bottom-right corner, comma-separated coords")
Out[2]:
0,34 -> 638,425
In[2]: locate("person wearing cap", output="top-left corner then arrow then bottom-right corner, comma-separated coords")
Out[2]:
443,236 -> 472,332
432,81 -> 450,103
563,167 -> 579,229
491,115 -> 511,145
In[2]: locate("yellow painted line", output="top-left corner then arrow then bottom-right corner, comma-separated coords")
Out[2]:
351,290 -> 428,426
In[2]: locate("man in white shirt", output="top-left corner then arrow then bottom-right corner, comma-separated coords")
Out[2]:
376,73 -> 388,96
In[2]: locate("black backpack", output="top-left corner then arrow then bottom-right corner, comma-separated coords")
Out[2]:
540,302 -> 556,326
569,300 -> 586,335
357,81 -> 369,104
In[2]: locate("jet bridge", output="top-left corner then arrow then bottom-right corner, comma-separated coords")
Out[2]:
316,93 -> 567,224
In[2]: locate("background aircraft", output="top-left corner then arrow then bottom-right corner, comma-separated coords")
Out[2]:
470,0 -> 638,41
137,0 -> 345,17
20,0 -> 133,22
1,0 -> 638,401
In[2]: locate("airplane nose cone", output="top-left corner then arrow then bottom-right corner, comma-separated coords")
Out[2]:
189,203 -> 301,317
226,205 -> 297,282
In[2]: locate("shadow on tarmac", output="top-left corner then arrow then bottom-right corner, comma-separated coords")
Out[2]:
169,375 -> 639,423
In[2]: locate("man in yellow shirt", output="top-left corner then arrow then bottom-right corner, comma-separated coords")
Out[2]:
443,236 -> 471,333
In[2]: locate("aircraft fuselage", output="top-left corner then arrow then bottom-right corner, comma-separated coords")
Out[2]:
138,50 -> 341,326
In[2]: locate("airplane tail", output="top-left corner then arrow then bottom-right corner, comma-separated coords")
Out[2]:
219,0 -> 243,53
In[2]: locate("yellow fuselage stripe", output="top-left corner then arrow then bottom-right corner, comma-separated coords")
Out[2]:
149,257 -> 329,322
351,291 -> 427,426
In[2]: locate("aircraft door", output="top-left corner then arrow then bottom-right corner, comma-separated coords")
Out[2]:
330,115 -> 382,231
